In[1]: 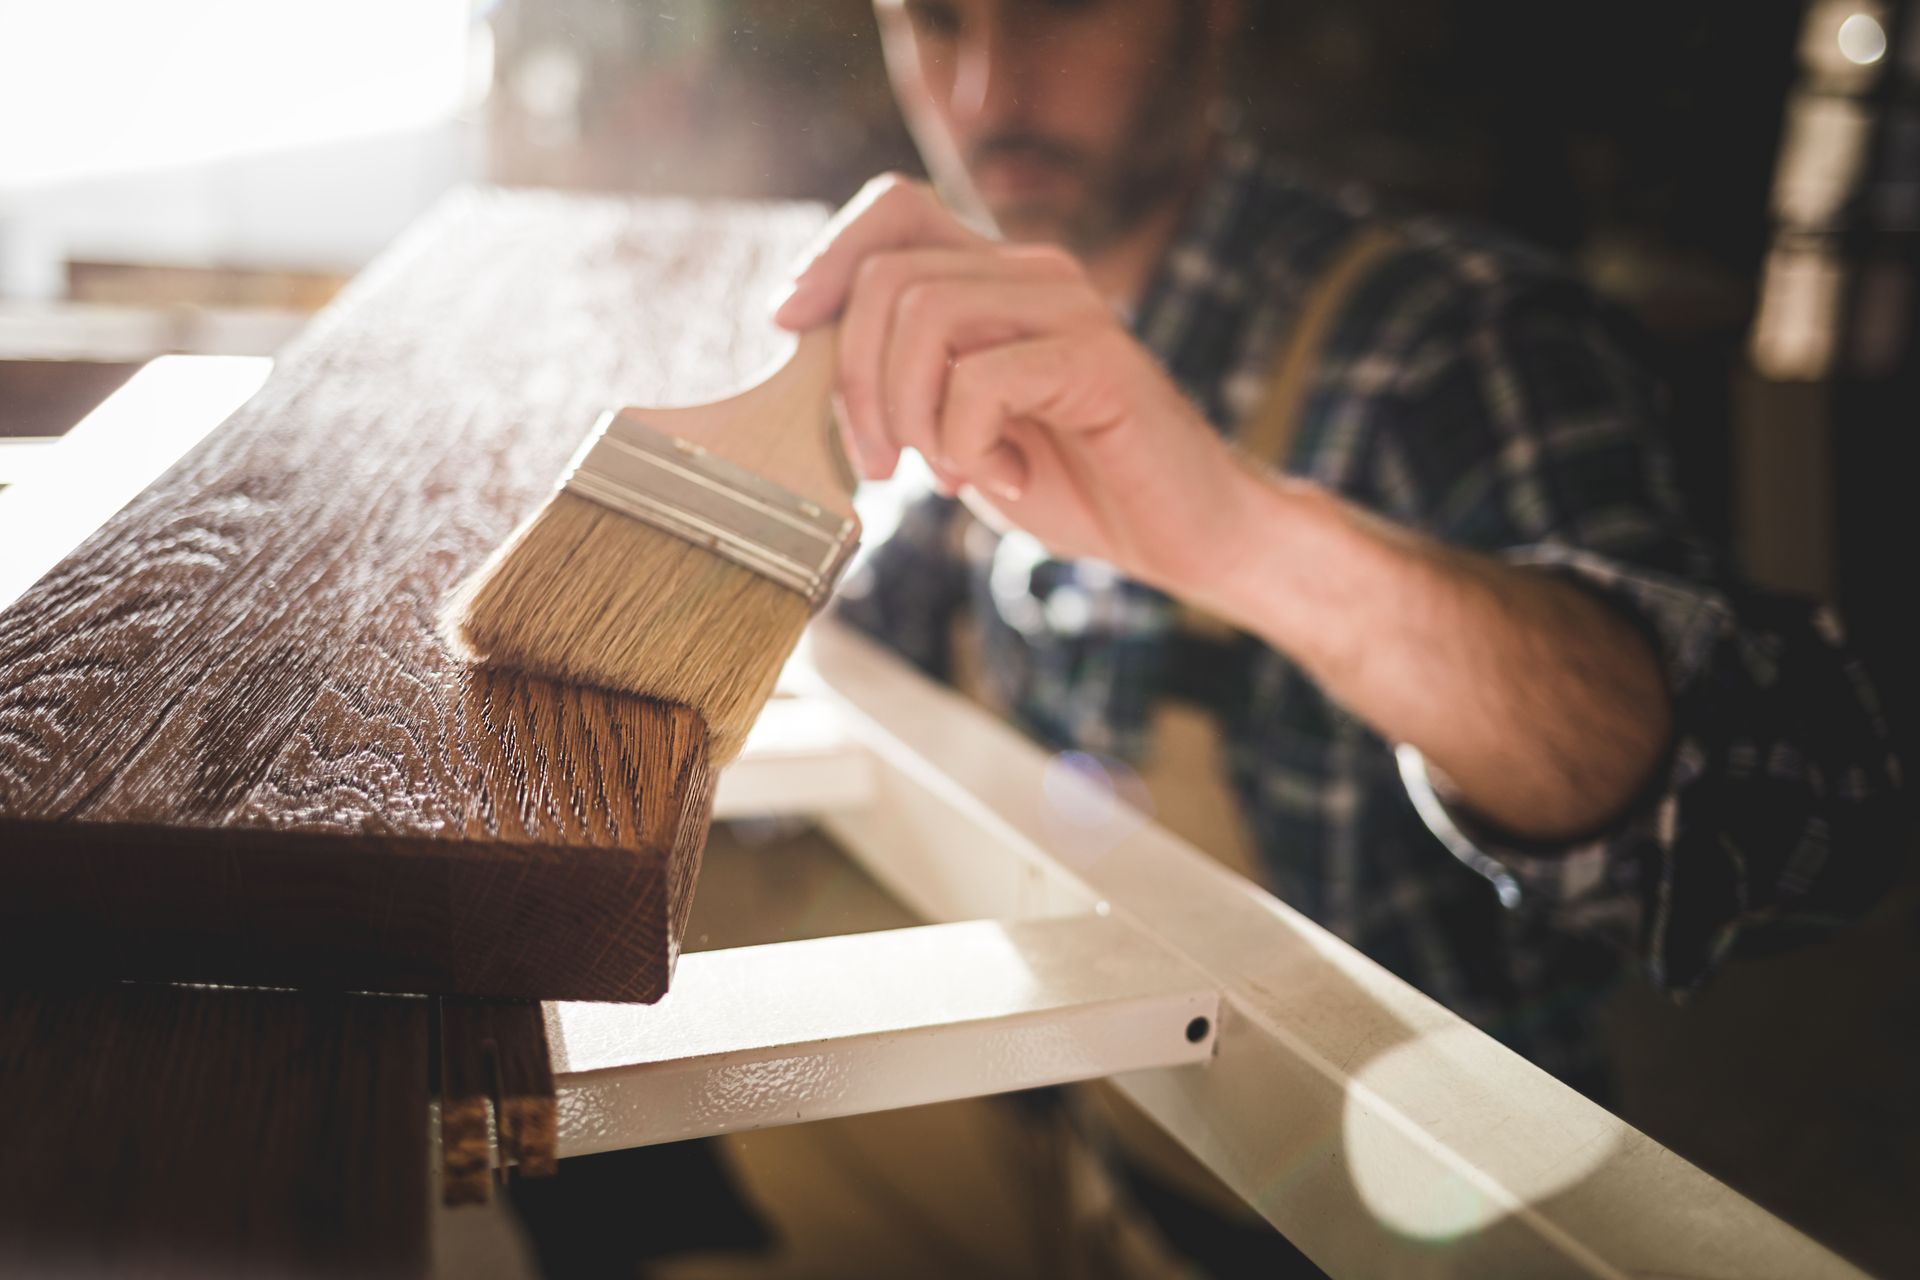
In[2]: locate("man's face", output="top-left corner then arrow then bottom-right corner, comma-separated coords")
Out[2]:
874,0 -> 1224,254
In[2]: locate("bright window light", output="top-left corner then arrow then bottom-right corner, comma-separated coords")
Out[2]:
0,0 -> 473,191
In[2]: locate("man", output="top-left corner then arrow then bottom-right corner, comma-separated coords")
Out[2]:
671,1 -> 1908,1274
769,0 -> 1903,1100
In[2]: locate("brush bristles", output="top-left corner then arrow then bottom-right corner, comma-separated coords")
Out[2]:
443,491 -> 813,764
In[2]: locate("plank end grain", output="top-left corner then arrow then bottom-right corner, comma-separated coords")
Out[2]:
0,190 -> 814,1001
438,996 -> 559,1207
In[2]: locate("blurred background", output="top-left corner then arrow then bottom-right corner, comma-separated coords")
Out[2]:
4,0 -> 1916,732
2,1 -> 1916,1273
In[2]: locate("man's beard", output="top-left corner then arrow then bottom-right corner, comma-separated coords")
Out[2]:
966,12 -> 1211,255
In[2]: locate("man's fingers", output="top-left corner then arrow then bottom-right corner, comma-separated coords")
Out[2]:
937,333 -> 1126,483
773,175 -> 985,330
766,173 -> 1105,487
830,391 -> 895,483
837,250 -> 995,478
956,417 -> 1088,553
975,441 -> 1031,503
886,279 -> 1105,468
837,248 -> 1087,479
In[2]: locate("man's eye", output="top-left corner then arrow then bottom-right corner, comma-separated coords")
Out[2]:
905,1 -> 962,38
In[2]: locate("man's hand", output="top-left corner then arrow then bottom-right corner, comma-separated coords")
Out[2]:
778,177 -> 1676,845
773,175 -> 1255,600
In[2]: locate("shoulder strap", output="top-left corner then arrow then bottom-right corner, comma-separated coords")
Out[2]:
1177,223 -> 1404,641
1237,222 -> 1406,472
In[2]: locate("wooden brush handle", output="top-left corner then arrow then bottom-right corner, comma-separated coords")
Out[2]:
642,327 -> 855,520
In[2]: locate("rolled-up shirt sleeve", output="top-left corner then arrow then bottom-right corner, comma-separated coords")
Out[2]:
1370,259 -> 1909,993
1398,546 -> 1908,993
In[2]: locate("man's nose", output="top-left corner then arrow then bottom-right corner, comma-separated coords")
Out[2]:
948,20 -> 1026,130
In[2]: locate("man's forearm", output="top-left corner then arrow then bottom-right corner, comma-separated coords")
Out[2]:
1192,462 -> 1673,842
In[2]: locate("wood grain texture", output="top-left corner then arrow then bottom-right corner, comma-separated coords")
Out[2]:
0,191 -> 825,1000
0,982 -> 430,1277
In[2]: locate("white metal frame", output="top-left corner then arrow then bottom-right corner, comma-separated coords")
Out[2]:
683,628 -> 1869,1279
0,354 -> 272,605
550,914 -> 1217,1155
1,360 -> 1868,1279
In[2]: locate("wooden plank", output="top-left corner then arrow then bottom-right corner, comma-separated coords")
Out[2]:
0,982 -> 430,1277
0,190 -> 823,1000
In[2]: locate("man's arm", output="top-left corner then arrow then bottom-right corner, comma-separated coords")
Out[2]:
782,175 -> 1906,992
1192,468 -> 1671,841
780,175 -> 1670,843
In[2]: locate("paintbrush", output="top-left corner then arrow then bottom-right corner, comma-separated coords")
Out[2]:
441,326 -> 859,764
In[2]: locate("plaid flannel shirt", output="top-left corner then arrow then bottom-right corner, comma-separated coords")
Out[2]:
835,135 -> 1908,1093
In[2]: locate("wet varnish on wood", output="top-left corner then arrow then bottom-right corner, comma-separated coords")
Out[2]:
0,191 -> 827,1001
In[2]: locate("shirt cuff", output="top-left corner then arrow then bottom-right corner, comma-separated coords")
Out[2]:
1394,741 -> 1648,948
1392,544 -> 1748,982
1396,541 -> 1907,992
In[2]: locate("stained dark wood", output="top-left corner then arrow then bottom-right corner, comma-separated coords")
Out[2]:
438,998 -> 494,1209
438,997 -> 557,1207
0,982 -> 430,1277
491,1001 -> 559,1179
0,191 -> 824,1000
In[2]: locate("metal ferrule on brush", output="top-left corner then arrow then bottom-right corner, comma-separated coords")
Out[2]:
558,409 -> 858,611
